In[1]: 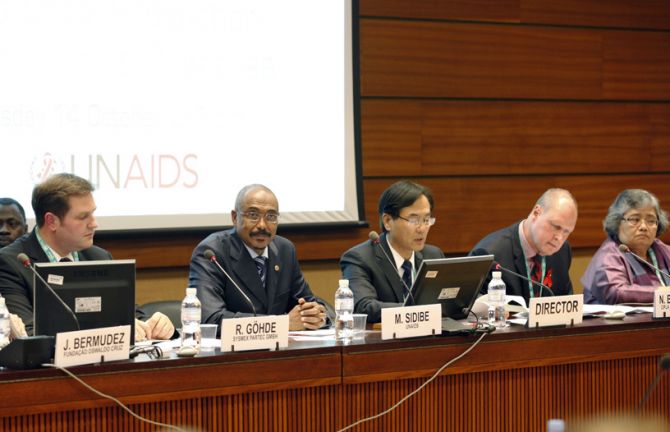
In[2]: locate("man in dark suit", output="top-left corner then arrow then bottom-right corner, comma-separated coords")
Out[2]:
189,184 -> 326,331
469,188 -> 578,302
340,180 -> 445,323
0,173 -> 174,340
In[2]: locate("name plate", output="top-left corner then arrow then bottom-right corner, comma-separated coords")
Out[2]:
653,287 -> 670,318
55,325 -> 130,368
381,304 -> 441,340
528,294 -> 583,328
221,315 -> 288,352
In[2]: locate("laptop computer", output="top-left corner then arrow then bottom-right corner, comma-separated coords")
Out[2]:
410,254 -> 494,333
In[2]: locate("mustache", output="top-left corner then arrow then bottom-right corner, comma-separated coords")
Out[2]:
250,229 -> 272,238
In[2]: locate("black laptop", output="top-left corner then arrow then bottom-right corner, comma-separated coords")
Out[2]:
410,255 -> 494,333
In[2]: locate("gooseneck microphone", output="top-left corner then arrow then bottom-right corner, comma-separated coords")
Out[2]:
203,249 -> 257,317
496,263 -> 556,297
17,253 -> 80,331
368,231 -> 415,306
619,244 -> 670,282
471,248 -> 555,297
637,354 -> 670,412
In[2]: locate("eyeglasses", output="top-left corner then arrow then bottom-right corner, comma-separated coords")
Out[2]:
240,211 -> 280,224
396,215 -> 436,227
622,216 -> 658,228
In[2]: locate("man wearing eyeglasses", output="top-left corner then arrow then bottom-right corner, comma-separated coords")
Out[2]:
339,180 -> 445,323
189,184 -> 326,331
469,188 -> 578,303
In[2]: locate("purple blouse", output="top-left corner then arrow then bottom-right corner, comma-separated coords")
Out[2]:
581,237 -> 670,304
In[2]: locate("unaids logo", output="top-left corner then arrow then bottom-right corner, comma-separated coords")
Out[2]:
30,153 -> 66,183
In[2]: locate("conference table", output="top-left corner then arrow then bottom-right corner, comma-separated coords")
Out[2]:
0,314 -> 668,431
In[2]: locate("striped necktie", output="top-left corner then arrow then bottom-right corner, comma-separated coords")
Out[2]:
254,256 -> 268,287
401,260 -> 413,302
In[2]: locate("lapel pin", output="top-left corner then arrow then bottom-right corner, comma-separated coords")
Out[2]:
274,265 -> 280,272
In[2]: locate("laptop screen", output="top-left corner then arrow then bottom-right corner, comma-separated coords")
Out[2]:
411,255 -> 494,320
33,259 -> 136,343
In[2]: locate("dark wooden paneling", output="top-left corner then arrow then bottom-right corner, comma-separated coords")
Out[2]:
360,19 -> 603,99
521,0 -> 670,30
360,0 -> 520,23
363,175 -> 670,253
360,0 -> 670,30
362,100 -> 670,177
603,31 -> 670,100
360,20 -> 670,100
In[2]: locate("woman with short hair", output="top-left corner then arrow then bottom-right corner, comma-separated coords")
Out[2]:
582,189 -> 670,304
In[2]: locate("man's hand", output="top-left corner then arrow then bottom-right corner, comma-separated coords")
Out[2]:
135,318 -> 150,342
9,313 -> 27,340
134,312 -> 175,341
288,298 -> 326,330
144,312 -> 175,340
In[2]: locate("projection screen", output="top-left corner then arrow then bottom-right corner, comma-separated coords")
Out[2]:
0,0 -> 360,231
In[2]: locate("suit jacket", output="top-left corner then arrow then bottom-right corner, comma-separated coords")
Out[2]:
0,230 -> 113,335
339,233 -> 445,323
469,221 -> 573,302
188,229 -> 317,326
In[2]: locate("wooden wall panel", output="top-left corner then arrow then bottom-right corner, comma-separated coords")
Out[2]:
360,20 -> 670,100
360,0 -> 520,23
360,0 -> 670,30
520,0 -> 670,30
360,20 -> 604,99
362,100 -> 670,176
603,31 -> 670,99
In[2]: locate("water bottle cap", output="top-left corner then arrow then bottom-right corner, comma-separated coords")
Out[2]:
492,271 -> 502,278
339,279 -> 349,287
186,287 -> 197,296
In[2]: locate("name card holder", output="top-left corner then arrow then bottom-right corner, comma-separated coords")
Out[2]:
381,304 -> 441,340
653,287 -> 670,319
528,294 -> 583,329
54,325 -> 131,368
220,315 -> 289,352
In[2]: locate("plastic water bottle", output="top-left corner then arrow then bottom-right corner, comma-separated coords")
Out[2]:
547,419 -> 565,432
334,279 -> 354,342
180,287 -> 201,353
487,271 -> 507,328
0,297 -> 11,349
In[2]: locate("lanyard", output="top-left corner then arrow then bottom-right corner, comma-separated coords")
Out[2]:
35,229 -> 80,263
648,249 -> 666,287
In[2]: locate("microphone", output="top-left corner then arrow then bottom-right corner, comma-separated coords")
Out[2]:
16,253 -> 80,331
471,248 -> 555,297
203,249 -> 257,317
637,354 -> 670,412
368,231 -> 415,305
619,244 -> 670,282
495,263 -> 555,297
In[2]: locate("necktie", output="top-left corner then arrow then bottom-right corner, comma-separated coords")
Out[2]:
401,260 -> 412,302
254,256 -> 268,287
531,255 -> 543,296
59,257 -> 72,262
